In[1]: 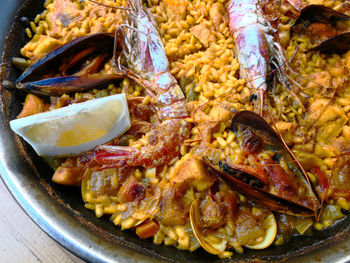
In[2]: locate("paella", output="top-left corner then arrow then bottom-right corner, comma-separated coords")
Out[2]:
7,0 -> 350,259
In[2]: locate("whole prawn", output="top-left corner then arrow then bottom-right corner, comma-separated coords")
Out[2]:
228,0 -> 305,114
93,0 -> 191,168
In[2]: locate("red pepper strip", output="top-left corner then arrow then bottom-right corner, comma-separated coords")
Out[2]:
315,166 -> 330,221
314,167 -> 329,194
136,220 -> 160,239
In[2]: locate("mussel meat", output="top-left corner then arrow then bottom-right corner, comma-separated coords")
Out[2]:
16,33 -> 128,96
204,111 -> 320,217
189,199 -> 228,255
292,5 -> 350,54
189,198 -> 277,254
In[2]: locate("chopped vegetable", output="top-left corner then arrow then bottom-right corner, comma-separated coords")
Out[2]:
17,94 -> 46,118
136,220 -> 160,239
52,166 -> 84,186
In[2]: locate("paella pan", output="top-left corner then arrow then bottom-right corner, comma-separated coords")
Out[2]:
2,0 -> 350,262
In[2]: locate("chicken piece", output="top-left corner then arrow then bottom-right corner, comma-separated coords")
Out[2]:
170,153 -> 215,191
159,182 -> 189,226
52,154 -> 94,186
17,94 -> 46,118
190,21 -> 216,48
209,105 -> 233,122
196,121 -> 220,148
52,166 -> 84,186
306,71 -> 331,92
306,99 -> 348,144
209,3 -> 224,31
32,36 -> 62,59
21,35 -> 62,60
163,0 -> 188,21
117,175 -> 145,203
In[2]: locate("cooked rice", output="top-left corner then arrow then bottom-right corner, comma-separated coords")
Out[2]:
16,0 -> 350,258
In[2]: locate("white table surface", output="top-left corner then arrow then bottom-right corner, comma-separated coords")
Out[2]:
0,178 -> 84,263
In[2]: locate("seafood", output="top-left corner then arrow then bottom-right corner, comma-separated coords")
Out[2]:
93,0 -> 191,168
189,198 -> 277,254
228,0 -> 286,114
292,5 -> 350,54
227,0 -> 312,116
201,111 -> 320,217
16,33 -> 128,96
228,0 -> 269,113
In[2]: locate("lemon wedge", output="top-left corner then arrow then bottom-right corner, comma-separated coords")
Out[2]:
10,93 -> 131,157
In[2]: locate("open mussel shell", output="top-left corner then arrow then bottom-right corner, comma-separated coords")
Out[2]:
15,33 -> 129,96
308,32 -> 350,54
189,199 -> 227,255
205,161 -> 316,217
18,33 -> 115,84
293,5 -> 350,28
292,5 -> 350,54
189,199 -> 277,254
205,111 -> 320,217
245,213 -> 277,250
230,110 -> 282,148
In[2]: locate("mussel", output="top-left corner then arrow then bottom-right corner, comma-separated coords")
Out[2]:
16,33 -> 128,96
204,111 -> 320,217
292,5 -> 350,54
